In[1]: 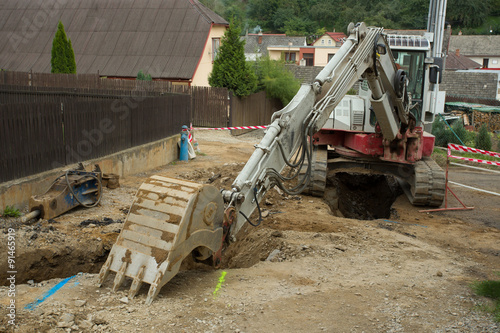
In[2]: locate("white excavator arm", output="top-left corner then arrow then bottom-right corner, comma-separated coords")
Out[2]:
224,22 -> 412,236
99,22 -> 413,304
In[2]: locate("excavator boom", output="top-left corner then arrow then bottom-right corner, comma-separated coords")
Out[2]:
99,22 -> 442,303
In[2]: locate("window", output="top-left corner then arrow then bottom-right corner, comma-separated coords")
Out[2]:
212,38 -> 220,62
328,40 -> 332,45
328,53 -> 335,62
284,52 -> 296,62
303,53 -> 314,66
321,39 -> 325,45
483,58 -> 489,68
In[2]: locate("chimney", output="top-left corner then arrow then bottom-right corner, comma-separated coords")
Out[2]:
455,49 -> 460,57
258,30 -> 262,44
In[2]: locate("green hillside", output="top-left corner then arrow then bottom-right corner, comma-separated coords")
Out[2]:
201,0 -> 500,37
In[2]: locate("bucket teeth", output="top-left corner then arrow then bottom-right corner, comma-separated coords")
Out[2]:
146,271 -> 163,305
97,176 -> 225,304
129,266 -> 146,298
112,261 -> 129,292
97,254 -> 113,287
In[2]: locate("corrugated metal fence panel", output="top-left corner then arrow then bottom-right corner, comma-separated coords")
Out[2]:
0,103 -> 65,182
230,91 -> 282,136
63,100 -> 132,164
191,86 -> 229,127
131,95 -> 190,147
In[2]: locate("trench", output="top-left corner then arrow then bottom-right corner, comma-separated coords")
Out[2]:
1,172 -> 402,287
324,172 -> 402,220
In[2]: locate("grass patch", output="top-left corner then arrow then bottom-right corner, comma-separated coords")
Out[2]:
471,278 -> 500,322
2,206 -> 21,218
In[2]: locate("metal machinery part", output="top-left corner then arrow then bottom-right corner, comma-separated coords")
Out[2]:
26,163 -> 102,221
100,12 -> 447,301
299,146 -> 328,197
98,176 -> 225,304
304,0 -> 448,203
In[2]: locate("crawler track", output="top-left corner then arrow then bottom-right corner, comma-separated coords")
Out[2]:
300,146 -> 328,197
407,157 -> 445,207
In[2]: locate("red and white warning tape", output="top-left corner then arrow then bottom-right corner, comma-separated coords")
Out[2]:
183,124 -> 267,143
448,143 -> 500,158
190,125 -> 268,131
448,144 -> 500,166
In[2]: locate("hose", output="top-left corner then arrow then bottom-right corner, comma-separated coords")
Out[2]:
238,187 -> 263,227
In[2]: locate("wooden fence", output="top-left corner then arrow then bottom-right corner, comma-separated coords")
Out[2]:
0,77 -> 280,182
0,94 -> 190,183
191,86 -> 230,127
230,91 -> 283,135
0,84 -> 228,128
0,71 -> 188,93
0,103 -> 65,182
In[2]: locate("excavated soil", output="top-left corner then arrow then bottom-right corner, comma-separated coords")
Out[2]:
0,130 -> 499,332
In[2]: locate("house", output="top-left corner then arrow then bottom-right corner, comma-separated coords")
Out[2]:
307,32 -> 347,66
0,0 -> 228,86
313,32 -> 346,47
241,32 -> 306,62
449,35 -> 500,69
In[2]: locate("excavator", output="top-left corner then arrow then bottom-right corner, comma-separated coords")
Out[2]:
97,1 -> 448,305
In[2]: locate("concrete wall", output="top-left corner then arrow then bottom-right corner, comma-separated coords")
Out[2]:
0,134 -> 180,210
441,71 -> 498,99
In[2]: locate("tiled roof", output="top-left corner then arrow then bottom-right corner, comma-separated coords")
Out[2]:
446,51 -> 481,70
0,0 -> 228,79
325,32 -> 347,42
242,34 -> 306,55
449,35 -> 500,57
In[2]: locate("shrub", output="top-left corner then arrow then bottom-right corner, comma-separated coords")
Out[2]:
137,70 -> 152,81
2,206 -> 21,217
251,56 -> 300,106
450,120 -> 468,145
475,124 -> 493,151
431,117 -> 452,147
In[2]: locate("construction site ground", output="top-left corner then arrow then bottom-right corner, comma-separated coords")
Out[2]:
1,130 -> 499,333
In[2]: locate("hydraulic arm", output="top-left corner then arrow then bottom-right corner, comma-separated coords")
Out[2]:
99,22 -> 416,303
223,22 -> 412,236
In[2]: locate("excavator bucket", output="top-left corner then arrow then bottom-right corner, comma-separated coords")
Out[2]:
97,175 -> 224,304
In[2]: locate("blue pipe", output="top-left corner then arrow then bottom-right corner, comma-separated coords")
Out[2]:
180,125 -> 189,161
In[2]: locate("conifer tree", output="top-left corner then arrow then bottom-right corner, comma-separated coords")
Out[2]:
51,21 -> 76,74
209,20 -> 257,97
475,124 -> 492,151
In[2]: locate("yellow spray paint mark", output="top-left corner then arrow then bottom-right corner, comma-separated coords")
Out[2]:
213,271 -> 227,298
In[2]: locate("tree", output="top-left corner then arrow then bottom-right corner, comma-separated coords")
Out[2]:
209,20 -> 257,97
475,124 -> 492,151
252,56 -> 300,106
450,120 -> 469,145
51,21 -> 76,74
